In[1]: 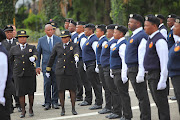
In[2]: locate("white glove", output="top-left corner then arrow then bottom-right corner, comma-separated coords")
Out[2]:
95,65 -> 99,73
74,56 -> 79,63
121,73 -> 128,84
136,71 -> 144,83
110,69 -> 114,78
0,97 -> 5,106
46,72 -> 50,78
157,81 -> 166,90
83,63 -> 86,71
29,56 -> 35,62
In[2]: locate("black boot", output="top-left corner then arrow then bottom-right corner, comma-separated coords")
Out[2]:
61,107 -> 65,116
72,107 -> 77,115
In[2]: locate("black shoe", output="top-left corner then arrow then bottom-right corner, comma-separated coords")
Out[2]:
72,109 -> 78,115
29,110 -> 34,117
78,101 -> 91,106
17,107 -> 22,112
98,108 -> 111,114
20,111 -> 26,118
58,103 -> 61,106
42,103 -> 45,107
120,116 -> 131,120
108,113 -> 120,119
76,97 -> 83,101
61,109 -> 65,116
170,96 -> 176,100
10,107 -> 14,114
105,113 -> 113,118
89,104 -> 102,110
44,105 -> 51,110
52,104 -> 59,109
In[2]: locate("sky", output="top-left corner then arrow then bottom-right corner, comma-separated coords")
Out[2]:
15,0 -> 33,9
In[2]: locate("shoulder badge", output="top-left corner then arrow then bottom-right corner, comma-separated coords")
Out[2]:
29,49 -> 32,52
149,42 -> 153,48
70,46 -> 73,50
113,47 -> 116,51
174,46 -> 180,52
86,42 -> 89,46
130,39 -> 133,43
104,44 -> 108,48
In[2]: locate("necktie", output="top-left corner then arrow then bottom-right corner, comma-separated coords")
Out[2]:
64,44 -> 68,49
8,40 -> 11,47
49,38 -> 53,52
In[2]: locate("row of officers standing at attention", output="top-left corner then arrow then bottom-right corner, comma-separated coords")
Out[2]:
0,13 -> 180,120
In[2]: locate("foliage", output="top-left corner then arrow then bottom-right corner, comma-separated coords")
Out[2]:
0,0 -> 15,28
23,12 -> 47,31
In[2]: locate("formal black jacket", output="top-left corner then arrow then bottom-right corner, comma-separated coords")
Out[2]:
9,44 -> 38,77
2,38 -> 19,52
46,41 -> 79,75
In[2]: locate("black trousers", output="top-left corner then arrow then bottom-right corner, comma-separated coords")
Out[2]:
103,66 -> 122,115
146,70 -> 170,120
76,67 -> 83,99
112,69 -> 132,119
86,63 -> 103,105
127,66 -> 151,120
77,60 -> 92,103
0,81 -> 12,120
98,65 -> 111,110
11,78 -> 20,109
171,76 -> 180,113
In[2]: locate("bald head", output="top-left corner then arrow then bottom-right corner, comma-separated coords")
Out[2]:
45,24 -> 53,37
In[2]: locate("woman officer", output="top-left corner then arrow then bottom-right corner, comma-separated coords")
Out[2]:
46,30 -> 79,116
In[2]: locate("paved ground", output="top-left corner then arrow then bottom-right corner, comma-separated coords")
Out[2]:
11,73 -> 180,120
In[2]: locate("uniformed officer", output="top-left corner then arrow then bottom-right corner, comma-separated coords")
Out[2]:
155,14 -> 168,39
95,24 -> 111,115
0,28 -> 12,120
2,25 -> 21,113
110,25 -> 132,120
46,30 -> 79,116
9,30 -> 37,118
125,14 -> 151,120
100,24 -> 122,119
68,20 -> 78,42
75,21 -> 92,104
82,23 -> 103,110
167,14 -> 177,49
168,16 -> 180,113
64,18 -> 74,30
144,15 -> 170,120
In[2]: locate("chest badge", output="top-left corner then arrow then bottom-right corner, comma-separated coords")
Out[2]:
174,46 -> 180,52
149,42 -> 153,48
97,44 -> 99,48
130,39 -> 133,43
113,47 -> 116,51
29,49 -> 32,52
77,41 -> 79,44
86,42 -> 89,46
104,44 -> 108,48
169,34 -> 171,38
16,42 -> 19,45
70,46 -> 73,50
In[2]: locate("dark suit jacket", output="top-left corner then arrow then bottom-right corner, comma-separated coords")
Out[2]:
46,41 -> 79,75
9,44 -> 38,77
2,38 -> 19,52
36,35 -> 61,73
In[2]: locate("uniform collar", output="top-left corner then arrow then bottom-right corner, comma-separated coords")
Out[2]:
159,23 -> 164,28
99,35 -> 105,40
109,37 -> 114,41
63,41 -> 69,46
78,32 -> 85,38
149,30 -> 159,39
117,37 -> 125,44
88,33 -> 95,40
171,25 -> 174,30
173,35 -> 180,43
46,35 -> 53,40
132,27 -> 143,37
20,43 -> 27,47
71,31 -> 77,36
6,38 -> 13,42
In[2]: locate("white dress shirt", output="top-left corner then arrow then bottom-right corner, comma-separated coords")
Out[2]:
78,32 -> 87,49
47,35 -> 54,46
20,43 -> 27,50
118,37 -> 128,80
173,35 -> 180,43
0,42 -> 8,105
87,34 -> 98,54
159,23 -> 167,39
6,38 -> 13,44
63,41 -> 69,49
132,27 -> 147,77
149,30 -> 168,83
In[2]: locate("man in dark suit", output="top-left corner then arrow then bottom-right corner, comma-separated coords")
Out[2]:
36,24 -> 61,110
2,25 -> 21,113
